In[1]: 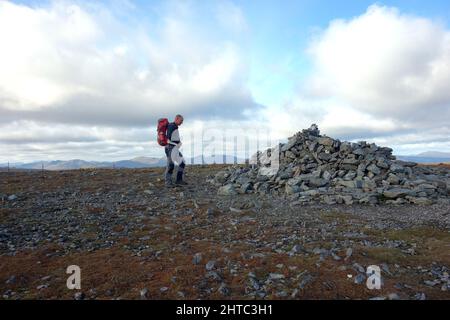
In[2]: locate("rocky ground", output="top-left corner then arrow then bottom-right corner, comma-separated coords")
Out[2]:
1,165 -> 449,300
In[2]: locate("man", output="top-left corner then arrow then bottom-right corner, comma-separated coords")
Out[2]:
165,115 -> 187,186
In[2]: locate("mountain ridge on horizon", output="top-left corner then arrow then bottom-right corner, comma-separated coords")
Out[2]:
1,151 -> 450,171
0,155 -> 245,170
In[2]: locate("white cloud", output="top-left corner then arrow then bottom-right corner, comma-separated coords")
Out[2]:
0,1 -> 101,109
0,1 -> 257,125
305,4 -> 450,125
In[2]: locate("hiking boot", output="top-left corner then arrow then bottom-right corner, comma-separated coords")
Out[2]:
175,180 -> 188,186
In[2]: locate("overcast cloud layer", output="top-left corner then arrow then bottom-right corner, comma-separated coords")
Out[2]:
0,2 -> 449,162
0,1 -> 257,125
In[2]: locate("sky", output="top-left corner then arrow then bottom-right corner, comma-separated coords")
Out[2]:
1,0 -> 450,162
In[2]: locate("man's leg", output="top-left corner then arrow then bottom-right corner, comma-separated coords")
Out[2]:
175,151 -> 187,184
176,162 -> 186,183
165,147 -> 175,186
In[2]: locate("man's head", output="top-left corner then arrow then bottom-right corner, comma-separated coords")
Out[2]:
174,114 -> 184,126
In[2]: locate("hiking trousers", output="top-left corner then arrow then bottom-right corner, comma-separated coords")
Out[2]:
165,145 -> 186,183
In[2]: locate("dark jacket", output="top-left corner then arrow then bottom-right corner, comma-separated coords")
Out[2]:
166,122 -> 180,146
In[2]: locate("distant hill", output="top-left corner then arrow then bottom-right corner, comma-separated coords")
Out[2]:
397,156 -> 450,164
397,151 -> 450,164
114,157 -> 166,168
415,151 -> 450,158
1,155 -> 245,170
4,151 -> 448,171
1,157 -> 163,170
12,159 -> 112,170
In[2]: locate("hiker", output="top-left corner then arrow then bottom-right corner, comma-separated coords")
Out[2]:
164,115 -> 187,186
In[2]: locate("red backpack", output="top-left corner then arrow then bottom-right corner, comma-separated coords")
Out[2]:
157,118 -> 169,146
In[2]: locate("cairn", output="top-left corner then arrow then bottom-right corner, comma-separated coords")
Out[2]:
212,124 -> 450,205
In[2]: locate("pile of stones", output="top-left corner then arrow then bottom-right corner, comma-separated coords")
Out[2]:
212,124 -> 450,205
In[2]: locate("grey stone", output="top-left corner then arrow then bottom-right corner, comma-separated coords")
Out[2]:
308,177 -> 328,188
240,182 -> 253,194
414,292 -> 426,300
345,248 -> 353,259
214,171 -> 230,184
417,183 -> 437,190
322,195 -> 337,205
367,164 -> 381,175
424,280 -> 438,287
298,274 -> 314,289
276,291 -> 288,298
361,178 -> 377,190
390,163 -> 405,173
74,292 -> 85,300
205,260 -> 216,271
397,160 -> 417,167
6,276 -> 16,285
407,197 -> 433,205
268,273 -> 285,280
217,184 -> 237,196
249,277 -> 260,290
286,177 -> 303,186
291,244 -> 305,254
206,271 -> 222,281
386,174 -> 400,185
206,208 -> 214,217
340,142 -> 352,153
317,137 -> 334,146
343,171 -> 357,181
337,180 -> 357,188
354,273 -> 366,284
318,152 -> 332,161
218,283 -> 230,296
353,148 -> 366,156
312,247 -> 326,255
299,190 -> 320,197
388,293 -> 400,300
342,158 -> 359,165
337,195 -> 353,205
281,139 -> 297,152
193,253 -> 202,265
376,158 -> 390,169
285,184 -> 301,195
383,188 -> 415,199
322,170 -> 332,181
285,151 -> 296,159
140,288 -> 149,299
353,263 -> 365,273
331,252 -> 341,261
